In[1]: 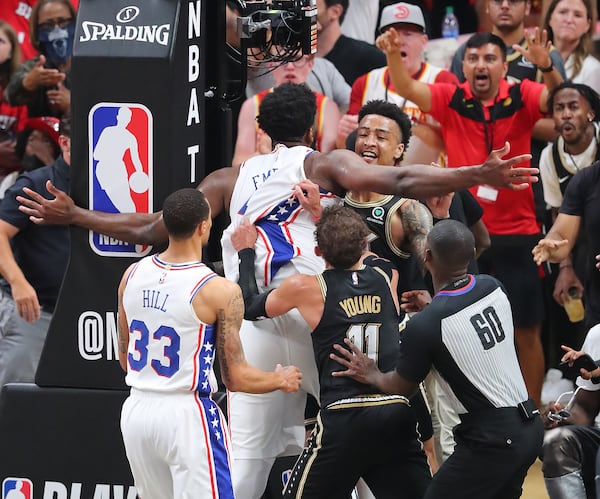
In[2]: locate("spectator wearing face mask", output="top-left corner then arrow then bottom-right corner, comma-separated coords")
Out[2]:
0,116 -> 60,200
5,0 -> 76,119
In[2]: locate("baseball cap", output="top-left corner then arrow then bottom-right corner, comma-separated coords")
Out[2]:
379,2 -> 426,32
24,117 -> 60,146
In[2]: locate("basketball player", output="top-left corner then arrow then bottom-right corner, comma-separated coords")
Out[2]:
343,99 -> 432,297
331,219 -> 544,499
19,84 -> 536,499
117,188 -> 302,499
232,205 -> 432,498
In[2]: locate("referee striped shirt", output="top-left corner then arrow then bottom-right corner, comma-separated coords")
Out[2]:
396,274 -> 528,415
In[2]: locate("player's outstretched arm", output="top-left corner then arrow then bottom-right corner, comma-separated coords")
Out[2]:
17,180 -> 167,246
309,142 -> 536,200
330,338 -> 417,397
205,278 -> 302,394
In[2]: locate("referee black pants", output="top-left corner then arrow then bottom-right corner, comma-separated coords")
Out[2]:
424,406 -> 544,499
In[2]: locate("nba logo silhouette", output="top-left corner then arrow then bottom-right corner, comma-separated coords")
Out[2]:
2,478 -> 32,499
282,469 -> 292,487
89,102 -> 153,257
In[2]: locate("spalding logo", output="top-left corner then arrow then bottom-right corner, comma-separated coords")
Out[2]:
116,6 -> 140,23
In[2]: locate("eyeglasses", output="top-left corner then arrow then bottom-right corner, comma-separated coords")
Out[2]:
37,17 -> 73,31
286,56 -> 313,68
490,0 -> 526,5
547,387 -> 582,422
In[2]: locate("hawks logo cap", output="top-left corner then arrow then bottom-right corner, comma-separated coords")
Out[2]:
379,2 -> 426,32
23,116 -> 60,146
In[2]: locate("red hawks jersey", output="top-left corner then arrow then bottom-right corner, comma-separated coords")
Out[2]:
123,255 -> 219,395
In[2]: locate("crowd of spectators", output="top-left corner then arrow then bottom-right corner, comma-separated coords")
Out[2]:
2,0 -> 600,498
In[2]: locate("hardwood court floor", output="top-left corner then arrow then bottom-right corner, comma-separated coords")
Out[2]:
522,459 -> 549,499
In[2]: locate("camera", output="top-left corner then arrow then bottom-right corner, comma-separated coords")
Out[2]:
237,0 -> 317,62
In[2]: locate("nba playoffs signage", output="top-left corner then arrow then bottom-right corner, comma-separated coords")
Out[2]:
2,478 -> 136,499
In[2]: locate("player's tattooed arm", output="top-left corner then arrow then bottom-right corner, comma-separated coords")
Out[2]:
216,286 -> 245,389
401,200 -> 433,265
215,280 -> 302,394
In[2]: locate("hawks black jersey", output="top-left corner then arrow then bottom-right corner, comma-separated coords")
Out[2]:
396,274 -> 529,414
344,194 -> 426,294
312,257 -> 401,407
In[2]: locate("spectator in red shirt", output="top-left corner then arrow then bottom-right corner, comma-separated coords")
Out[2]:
377,28 -> 563,408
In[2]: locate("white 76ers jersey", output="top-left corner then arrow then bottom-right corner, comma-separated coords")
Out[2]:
222,144 -> 339,290
123,255 -> 218,394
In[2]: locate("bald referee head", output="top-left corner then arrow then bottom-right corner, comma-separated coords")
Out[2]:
425,219 -> 476,286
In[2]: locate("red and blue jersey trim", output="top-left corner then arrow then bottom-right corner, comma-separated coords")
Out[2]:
435,274 -> 476,297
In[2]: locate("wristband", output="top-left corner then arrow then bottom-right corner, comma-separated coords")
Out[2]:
539,61 -> 553,73
559,264 -> 573,270
592,360 -> 600,384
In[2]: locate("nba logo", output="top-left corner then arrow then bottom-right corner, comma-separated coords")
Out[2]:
282,469 -> 292,487
88,102 -> 153,257
2,478 -> 32,498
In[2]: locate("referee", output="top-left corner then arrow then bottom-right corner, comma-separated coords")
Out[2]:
332,219 -> 544,499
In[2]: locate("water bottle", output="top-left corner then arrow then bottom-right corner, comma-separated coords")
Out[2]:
441,6 -> 459,39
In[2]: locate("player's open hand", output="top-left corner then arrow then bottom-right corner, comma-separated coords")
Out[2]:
531,238 -> 569,265
330,338 -> 377,384
479,142 -> 536,190
294,179 -> 322,221
17,180 -> 75,225
275,364 -> 303,393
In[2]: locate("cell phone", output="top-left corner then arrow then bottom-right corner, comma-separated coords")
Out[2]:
559,353 -> 597,373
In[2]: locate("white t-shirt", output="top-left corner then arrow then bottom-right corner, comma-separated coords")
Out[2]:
577,323 -> 600,393
539,122 -> 600,208
340,0 -> 379,44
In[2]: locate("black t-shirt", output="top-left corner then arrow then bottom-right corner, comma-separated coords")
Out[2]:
559,161 -> 600,326
325,35 -> 386,86
0,156 -> 70,310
